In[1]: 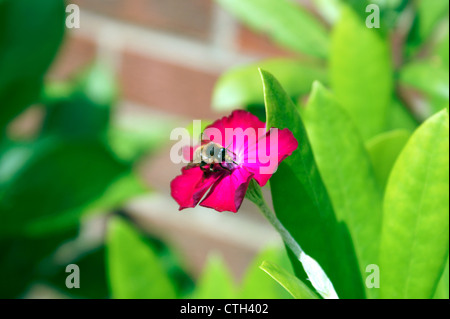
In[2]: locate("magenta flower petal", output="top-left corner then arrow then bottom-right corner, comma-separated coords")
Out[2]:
182,145 -> 196,162
206,110 -> 266,136
170,167 -> 220,210
199,167 -> 254,213
202,110 -> 266,156
244,128 -> 298,186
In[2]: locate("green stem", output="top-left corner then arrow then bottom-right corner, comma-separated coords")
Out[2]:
245,180 -> 302,257
245,179 -> 339,299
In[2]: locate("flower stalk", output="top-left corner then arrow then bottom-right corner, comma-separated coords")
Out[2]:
245,179 -> 302,257
245,179 -> 339,299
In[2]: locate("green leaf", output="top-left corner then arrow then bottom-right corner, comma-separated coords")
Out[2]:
433,25 -> 449,68
334,0 -> 407,33
82,172 -> 147,218
416,0 -> 449,39
407,0 -> 449,55
400,61 -> 449,100
42,63 -> 118,139
24,172 -> 143,237
330,6 -> 393,140
261,69 -> 365,298
303,82 -> 383,297
379,109 -> 449,298
106,216 -> 177,299
42,244 -> 110,299
192,253 -> 237,299
0,0 -> 65,130
0,77 -> 42,134
212,59 -> 327,111
239,246 -> 293,299
385,98 -> 418,132
141,234 -> 195,298
259,261 -> 318,299
399,61 -> 449,114
42,93 -> 111,139
433,255 -> 449,299
0,138 -> 129,237
0,226 -> 79,298
366,129 -> 411,190
215,0 -> 329,58
311,0 -> 341,25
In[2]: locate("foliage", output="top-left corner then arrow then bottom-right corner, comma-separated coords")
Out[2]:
0,0 -> 165,298
214,0 -> 449,299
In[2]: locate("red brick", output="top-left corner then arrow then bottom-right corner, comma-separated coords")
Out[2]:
72,0 -> 213,41
120,50 -> 219,119
236,25 -> 297,58
47,35 -> 97,80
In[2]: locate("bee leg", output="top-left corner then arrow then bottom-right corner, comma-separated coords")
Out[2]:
209,164 -> 215,172
219,163 -> 231,172
200,160 -> 208,172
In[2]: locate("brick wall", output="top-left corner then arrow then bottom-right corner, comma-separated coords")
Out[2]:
49,0 -> 294,119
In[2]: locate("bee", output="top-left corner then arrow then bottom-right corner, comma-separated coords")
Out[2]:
187,141 -> 238,172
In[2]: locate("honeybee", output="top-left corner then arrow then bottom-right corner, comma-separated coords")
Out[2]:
187,141 -> 238,172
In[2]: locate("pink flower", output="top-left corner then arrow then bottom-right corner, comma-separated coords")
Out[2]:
170,110 -> 298,213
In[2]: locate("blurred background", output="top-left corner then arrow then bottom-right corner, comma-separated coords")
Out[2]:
1,0 -> 448,298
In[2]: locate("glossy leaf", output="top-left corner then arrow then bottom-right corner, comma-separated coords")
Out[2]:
259,261 -> 318,299
0,138 -> 129,237
212,59 -> 327,111
107,216 -> 177,299
192,253 -> 237,299
433,256 -> 449,299
261,69 -> 365,298
239,246 -> 293,299
379,109 -> 449,298
366,129 -> 411,190
303,82 -> 383,297
215,0 -> 329,58
330,6 -> 393,140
